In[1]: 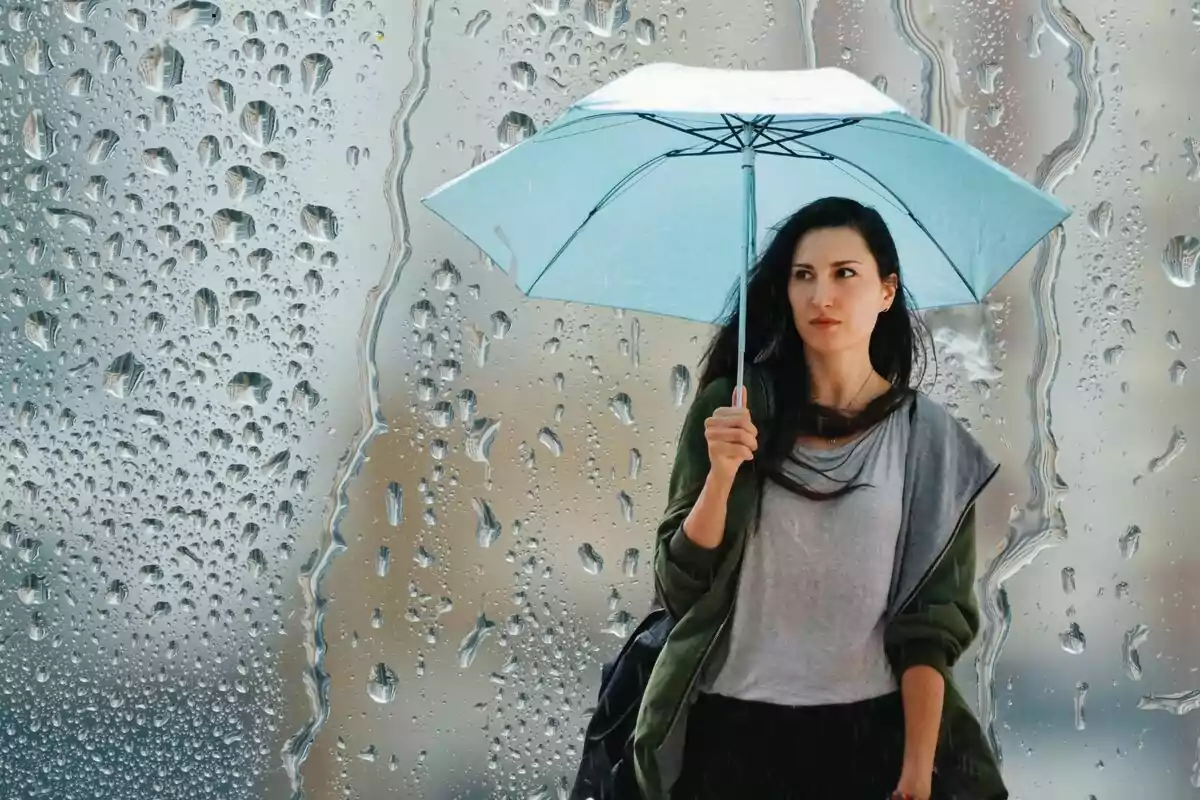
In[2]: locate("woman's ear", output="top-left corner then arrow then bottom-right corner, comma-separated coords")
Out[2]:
881,274 -> 898,311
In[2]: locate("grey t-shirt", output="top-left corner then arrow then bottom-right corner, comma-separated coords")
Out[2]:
705,407 -> 910,706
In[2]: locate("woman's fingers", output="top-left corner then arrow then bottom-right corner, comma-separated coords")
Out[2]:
705,427 -> 757,451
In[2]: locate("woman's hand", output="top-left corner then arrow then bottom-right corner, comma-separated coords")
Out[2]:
892,769 -> 932,800
703,386 -> 758,481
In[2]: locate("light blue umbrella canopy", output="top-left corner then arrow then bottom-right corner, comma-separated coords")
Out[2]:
424,63 -> 1069,392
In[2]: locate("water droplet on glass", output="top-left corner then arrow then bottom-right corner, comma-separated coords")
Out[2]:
97,40 -> 122,74
104,580 -> 128,605
472,498 -> 501,548
301,0 -> 336,19
24,311 -> 59,351
242,37 -> 266,62
227,372 -> 273,405
231,290 -> 263,311
1118,525 -> 1141,559
617,491 -> 633,523
104,353 -> 145,398
1087,201 -> 1113,239
300,52 -> 333,94
197,134 -> 222,167
17,574 -> 48,606
367,662 -> 398,704
510,61 -> 536,90
578,543 -> 603,575
268,64 -> 291,87
427,402 -> 454,429
212,209 -> 256,242
240,100 -> 278,147
65,67 -> 93,96
208,79 -> 235,113
622,547 -> 640,577
456,613 -> 496,668
1059,622 -> 1086,654
548,25 -> 572,47
63,0 -> 101,23
262,449 -> 291,477
1147,427 -> 1186,474
633,17 -> 655,44
1161,235 -> 1200,288
301,204 -> 338,241
498,111 -> 536,149
1122,623 -> 1149,681
142,147 -> 179,176
532,0 -> 570,16
1170,360 -> 1187,386
605,610 -> 635,638
137,43 -> 184,91
410,299 -> 436,329
609,393 -> 635,425
466,417 -> 500,466
1138,690 -> 1200,716
432,258 -> 460,290
386,482 -> 403,527
584,0 -> 629,37
464,9 -> 492,36
226,165 -> 266,199
375,546 -> 390,578
247,247 -> 273,271
1073,681 -> 1088,731
669,365 -> 692,408
974,61 -> 1001,94
291,380 -> 320,411
154,96 -> 178,126
24,38 -> 55,75
489,311 -> 512,339
538,427 -> 563,456
86,129 -> 120,164
22,110 -> 55,161
233,9 -> 258,33
43,207 -> 95,234
170,1 -> 222,29
1060,566 -> 1075,594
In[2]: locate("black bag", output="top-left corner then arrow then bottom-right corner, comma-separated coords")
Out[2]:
570,607 -> 676,800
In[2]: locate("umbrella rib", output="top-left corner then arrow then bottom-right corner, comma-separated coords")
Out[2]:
635,113 -> 742,152
523,150 -> 677,296
760,118 -> 861,151
792,140 -> 978,300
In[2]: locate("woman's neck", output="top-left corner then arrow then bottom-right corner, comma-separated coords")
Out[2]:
805,347 -> 885,410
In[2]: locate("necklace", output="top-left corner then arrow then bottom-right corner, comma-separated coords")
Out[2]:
815,371 -> 875,443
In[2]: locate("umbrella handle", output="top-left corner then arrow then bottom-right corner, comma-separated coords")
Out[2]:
735,123 -> 757,409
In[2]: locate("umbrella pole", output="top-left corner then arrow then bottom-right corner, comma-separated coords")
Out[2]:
736,124 -> 757,408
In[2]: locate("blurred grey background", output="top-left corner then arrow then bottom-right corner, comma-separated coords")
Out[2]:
0,0 -> 1196,798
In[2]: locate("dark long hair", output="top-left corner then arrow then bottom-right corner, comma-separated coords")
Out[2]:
698,197 -> 929,501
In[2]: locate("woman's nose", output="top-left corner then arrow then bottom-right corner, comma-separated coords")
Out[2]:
809,278 -> 834,307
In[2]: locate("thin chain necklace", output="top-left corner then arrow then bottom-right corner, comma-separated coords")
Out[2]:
815,370 -> 874,443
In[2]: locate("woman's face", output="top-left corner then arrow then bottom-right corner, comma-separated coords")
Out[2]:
787,226 -> 897,357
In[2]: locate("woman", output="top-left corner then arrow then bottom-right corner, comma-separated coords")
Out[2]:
631,198 -> 1007,800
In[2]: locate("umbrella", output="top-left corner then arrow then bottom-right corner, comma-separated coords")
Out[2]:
423,63 -> 1069,399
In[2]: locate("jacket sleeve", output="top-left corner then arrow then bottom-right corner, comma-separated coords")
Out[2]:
885,505 -> 981,680
652,378 -> 733,620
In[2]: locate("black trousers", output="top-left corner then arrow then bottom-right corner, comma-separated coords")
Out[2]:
672,691 -> 910,800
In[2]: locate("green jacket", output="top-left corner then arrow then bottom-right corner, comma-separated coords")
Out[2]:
632,371 -> 1007,800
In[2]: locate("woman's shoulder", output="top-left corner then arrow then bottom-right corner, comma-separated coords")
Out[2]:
907,391 -> 998,471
